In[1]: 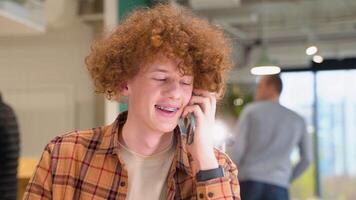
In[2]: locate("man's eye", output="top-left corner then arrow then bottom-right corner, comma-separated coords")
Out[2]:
153,78 -> 166,81
181,81 -> 192,85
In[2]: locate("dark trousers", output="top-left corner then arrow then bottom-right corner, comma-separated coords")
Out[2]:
240,180 -> 289,200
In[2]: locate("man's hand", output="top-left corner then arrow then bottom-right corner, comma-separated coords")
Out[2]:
182,89 -> 219,170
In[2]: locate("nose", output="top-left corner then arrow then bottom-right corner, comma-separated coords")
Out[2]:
163,80 -> 182,100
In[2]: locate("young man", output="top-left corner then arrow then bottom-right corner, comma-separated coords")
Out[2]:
24,4 -> 240,200
229,75 -> 312,200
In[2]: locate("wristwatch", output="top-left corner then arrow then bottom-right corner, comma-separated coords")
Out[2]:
196,166 -> 224,182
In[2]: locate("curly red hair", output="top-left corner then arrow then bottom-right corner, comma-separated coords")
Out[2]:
85,4 -> 232,100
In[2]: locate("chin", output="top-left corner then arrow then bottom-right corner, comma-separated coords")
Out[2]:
156,123 -> 178,133
153,116 -> 180,132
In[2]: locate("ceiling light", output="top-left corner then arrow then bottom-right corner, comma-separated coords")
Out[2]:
251,47 -> 281,75
313,55 -> 323,63
306,46 -> 318,55
251,66 -> 281,75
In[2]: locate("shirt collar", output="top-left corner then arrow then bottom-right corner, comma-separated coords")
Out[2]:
97,111 -> 193,175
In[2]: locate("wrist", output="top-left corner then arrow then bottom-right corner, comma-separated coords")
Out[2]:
196,151 -> 219,170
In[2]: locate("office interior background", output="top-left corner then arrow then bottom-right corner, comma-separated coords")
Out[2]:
0,0 -> 355,199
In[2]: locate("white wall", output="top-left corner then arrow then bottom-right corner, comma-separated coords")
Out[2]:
0,20 -> 96,157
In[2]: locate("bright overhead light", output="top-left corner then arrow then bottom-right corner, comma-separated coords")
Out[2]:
251,66 -> 281,75
252,47 -> 281,75
313,55 -> 323,63
306,46 -> 318,55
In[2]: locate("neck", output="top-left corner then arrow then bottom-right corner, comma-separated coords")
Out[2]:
120,113 -> 173,156
270,95 -> 280,102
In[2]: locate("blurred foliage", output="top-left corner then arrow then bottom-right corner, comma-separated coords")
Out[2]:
218,84 -> 253,119
290,163 -> 317,199
291,163 -> 356,199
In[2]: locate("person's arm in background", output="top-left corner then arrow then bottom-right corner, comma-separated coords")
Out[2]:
290,119 -> 312,182
0,104 -> 19,163
0,104 -> 7,163
0,117 -> 4,163
230,107 -> 250,165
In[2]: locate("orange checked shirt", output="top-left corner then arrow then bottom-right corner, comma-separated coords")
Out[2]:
24,112 -> 240,200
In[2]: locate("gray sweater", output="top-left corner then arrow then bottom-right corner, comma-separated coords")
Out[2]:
229,101 -> 312,188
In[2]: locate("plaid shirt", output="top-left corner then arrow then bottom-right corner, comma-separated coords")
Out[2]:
24,112 -> 240,200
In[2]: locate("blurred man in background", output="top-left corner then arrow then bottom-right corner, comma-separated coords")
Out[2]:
0,92 -> 20,200
229,75 -> 312,200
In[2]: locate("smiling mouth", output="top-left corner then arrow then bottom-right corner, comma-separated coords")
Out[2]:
155,105 -> 179,113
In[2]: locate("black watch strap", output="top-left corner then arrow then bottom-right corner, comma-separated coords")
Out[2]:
196,166 -> 224,182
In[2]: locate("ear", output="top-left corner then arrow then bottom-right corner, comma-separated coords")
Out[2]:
120,82 -> 129,96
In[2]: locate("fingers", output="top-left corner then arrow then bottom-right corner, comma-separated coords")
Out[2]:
193,89 -> 217,106
191,89 -> 217,116
182,104 -> 203,119
182,89 -> 217,118
188,96 -> 210,113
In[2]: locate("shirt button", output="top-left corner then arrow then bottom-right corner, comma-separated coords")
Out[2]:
120,181 -> 126,187
199,193 -> 204,198
208,192 -> 214,197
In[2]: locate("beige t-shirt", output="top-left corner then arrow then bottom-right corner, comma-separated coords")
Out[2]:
119,141 -> 175,200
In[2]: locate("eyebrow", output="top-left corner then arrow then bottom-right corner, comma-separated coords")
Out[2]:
149,68 -> 193,78
150,68 -> 169,73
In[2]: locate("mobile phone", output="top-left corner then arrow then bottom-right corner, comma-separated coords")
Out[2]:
178,113 -> 196,145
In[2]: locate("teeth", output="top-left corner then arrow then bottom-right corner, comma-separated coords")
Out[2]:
156,105 -> 178,112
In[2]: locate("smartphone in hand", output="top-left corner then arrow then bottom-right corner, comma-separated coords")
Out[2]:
178,113 -> 195,145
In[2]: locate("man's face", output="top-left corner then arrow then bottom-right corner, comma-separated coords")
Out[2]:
255,76 -> 269,101
125,56 -> 193,134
